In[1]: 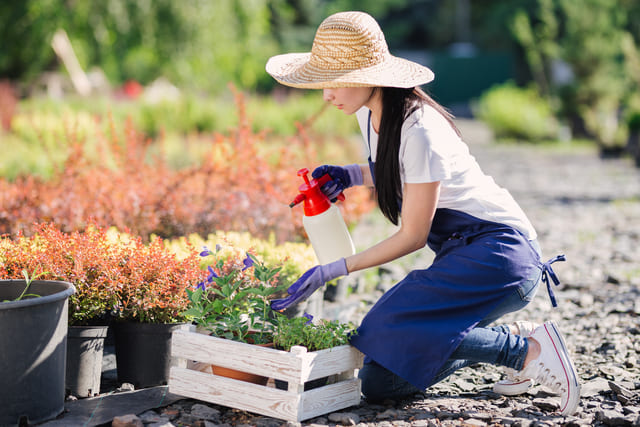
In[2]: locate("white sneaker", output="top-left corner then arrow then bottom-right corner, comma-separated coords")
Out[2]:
493,321 -> 539,396
516,321 -> 581,416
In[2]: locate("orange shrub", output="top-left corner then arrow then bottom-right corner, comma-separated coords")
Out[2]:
0,87 -> 375,243
0,222 -> 207,325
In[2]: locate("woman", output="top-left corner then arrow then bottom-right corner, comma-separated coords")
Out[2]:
267,11 -> 580,416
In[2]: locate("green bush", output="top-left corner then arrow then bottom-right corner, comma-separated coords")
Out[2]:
473,82 -> 558,142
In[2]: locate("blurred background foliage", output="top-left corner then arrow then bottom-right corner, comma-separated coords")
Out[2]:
1,0 -> 640,154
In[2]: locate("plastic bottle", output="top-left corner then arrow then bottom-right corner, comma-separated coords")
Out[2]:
290,168 -> 355,264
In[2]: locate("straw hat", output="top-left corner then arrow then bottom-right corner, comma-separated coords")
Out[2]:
266,11 -> 435,89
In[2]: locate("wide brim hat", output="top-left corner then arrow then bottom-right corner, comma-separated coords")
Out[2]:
266,11 -> 435,89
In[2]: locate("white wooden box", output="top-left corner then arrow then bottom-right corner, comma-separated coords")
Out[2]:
168,329 -> 364,422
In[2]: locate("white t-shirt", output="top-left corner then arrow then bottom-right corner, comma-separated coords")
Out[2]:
355,106 -> 537,240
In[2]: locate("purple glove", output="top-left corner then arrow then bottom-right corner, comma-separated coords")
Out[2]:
312,164 -> 363,202
271,258 -> 348,310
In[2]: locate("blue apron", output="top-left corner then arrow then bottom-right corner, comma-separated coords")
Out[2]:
349,112 -> 563,390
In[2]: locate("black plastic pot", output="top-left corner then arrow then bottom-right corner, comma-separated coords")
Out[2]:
0,279 -> 75,426
114,321 -> 188,388
66,325 -> 109,397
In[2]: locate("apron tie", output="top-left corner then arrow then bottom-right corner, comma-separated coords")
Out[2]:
541,254 -> 566,307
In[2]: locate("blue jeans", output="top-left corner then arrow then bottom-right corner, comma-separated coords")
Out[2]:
359,241 -> 543,401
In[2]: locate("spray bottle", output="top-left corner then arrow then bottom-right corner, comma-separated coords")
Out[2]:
290,168 -> 355,264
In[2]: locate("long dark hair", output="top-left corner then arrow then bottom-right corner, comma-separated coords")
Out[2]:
374,87 -> 460,225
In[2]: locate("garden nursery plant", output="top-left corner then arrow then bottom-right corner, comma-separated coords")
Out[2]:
183,244 -> 356,350
0,222 -> 207,326
183,245 -> 286,344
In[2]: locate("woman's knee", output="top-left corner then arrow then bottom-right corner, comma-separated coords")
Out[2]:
359,361 -> 420,401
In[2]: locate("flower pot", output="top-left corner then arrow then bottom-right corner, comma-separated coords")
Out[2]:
211,365 -> 270,386
210,342 -> 273,386
114,321 -> 189,388
66,325 -> 109,397
0,279 -> 75,426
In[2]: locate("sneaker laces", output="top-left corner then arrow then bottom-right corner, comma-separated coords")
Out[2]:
519,358 -> 567,394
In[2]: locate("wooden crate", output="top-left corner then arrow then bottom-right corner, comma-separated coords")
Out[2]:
168,329 -> 364,422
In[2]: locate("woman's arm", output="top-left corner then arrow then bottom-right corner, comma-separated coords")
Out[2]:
345,181 -> 440,273
359,164 -> 374,187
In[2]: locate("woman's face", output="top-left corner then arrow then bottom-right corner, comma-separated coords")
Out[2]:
323,87 -> 375,115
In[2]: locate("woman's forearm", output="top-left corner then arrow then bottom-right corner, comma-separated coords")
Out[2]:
345,226 -> 429,273
345,181 -> 439,274
360,164 -> 374,187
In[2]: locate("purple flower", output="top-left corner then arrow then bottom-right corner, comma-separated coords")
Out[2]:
199,246 -> 212,257
303,312 -> 313,324
196,281 -> 207,291
207,266 -> 218,282
241,253 -> 254,271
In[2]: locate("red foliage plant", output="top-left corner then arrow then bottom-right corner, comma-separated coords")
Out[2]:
0,222 -> 207,325
0,80 -> 17,131
114,233 -> 206,323
0,85 -> 375,243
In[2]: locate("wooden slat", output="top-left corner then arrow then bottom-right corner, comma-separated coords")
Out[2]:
171,330 -> 302,381
171,330 -> 364,383
170,367 -> 362,422
298,345 -> 364,382
299,379 -> 362,421
169,367 -> 301,421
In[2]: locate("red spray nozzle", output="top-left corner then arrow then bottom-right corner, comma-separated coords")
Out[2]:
289,193 -> 305,208
289,168 -> 345,215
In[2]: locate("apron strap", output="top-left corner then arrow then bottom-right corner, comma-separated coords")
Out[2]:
367,110 -> 376,186
541,254 -> 566,308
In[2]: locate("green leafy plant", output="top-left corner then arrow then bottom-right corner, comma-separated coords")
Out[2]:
273,315 -> 357,352
1,269 -> 45,302
183,246 -> 286,344
473,81 -> 558,142
182,243 -> 356,351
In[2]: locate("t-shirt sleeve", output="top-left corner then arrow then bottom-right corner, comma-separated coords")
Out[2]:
400,115 -> 455,184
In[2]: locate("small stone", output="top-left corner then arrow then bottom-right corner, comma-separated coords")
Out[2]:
454,379 -> 476,392
138,410 -> 165,423
148,421 -> 175,427
328,412 -> 360,425
161,408 -> 180,420
609,380 -> 636,405
596,409 -> 635,426
376,409 -> 401,420
461,419 -> 487,427
112,414 -> 143,427
532,397 -> 560,412
190,404 -> 221,422
581,378 -> 610,397
117,383 -> 135,392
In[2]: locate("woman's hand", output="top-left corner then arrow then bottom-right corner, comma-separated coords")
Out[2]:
270,258 -> 348,310
312,164 -> 364,201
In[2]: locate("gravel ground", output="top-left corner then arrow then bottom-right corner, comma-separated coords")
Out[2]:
117,121 -> 640,427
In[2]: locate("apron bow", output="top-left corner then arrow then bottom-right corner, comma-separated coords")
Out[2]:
541,254 -> 566,307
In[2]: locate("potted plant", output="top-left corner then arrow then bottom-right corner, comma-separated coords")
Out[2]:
182,245 -> 287,383
168,244 -> 362,422
32,223 -> 121,397
0,252 -> 75,426
183,245 -> 286,343
0,222 -> 126,397
110,233 -> 206,388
